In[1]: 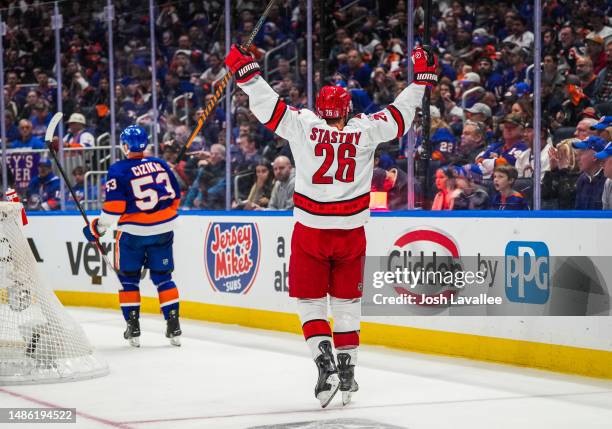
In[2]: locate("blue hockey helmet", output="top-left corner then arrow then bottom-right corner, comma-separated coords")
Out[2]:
120,125 -> 148,152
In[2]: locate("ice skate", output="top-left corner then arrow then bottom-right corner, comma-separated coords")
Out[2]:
124,310 -> 140,348
314,341 -> 340,408
166,309 -> 182,346
337,352 -> 358,405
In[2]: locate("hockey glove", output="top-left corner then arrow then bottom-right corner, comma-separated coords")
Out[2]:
225,44 -> 261,84
412,47 -> 438,87
82,218 -> 106,242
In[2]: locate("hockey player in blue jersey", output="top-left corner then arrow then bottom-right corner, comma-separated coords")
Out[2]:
82,125 -> 182,347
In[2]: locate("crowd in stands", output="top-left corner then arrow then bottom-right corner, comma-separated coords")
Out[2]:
2,0 -> 612,211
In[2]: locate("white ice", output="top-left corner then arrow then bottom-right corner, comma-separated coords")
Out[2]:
1,307 -> 611,429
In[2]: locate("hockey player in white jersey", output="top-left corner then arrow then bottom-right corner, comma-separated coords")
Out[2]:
225,45 -> 437,407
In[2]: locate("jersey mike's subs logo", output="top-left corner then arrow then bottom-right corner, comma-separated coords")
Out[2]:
205,222 -> 260,294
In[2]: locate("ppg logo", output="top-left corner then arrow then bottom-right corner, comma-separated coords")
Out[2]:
505,241 -> 550,304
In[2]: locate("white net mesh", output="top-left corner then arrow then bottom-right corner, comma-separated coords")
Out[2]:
0,202 -> 108,385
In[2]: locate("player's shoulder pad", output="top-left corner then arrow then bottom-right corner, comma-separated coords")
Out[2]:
292,107 -> 321,125
106,159 -> 133,179
346,113 -> 378,130
156,157 -> 175,173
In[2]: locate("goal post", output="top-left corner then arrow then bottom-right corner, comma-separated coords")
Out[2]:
0,202 -> 108,385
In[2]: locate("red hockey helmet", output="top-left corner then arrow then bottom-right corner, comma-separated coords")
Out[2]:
315,85 -> 352,118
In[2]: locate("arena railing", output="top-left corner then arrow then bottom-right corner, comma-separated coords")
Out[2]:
263,40 -> 299,81
233,171 -> 255,206
83,170 -> 108,211
172,93 -> 194,127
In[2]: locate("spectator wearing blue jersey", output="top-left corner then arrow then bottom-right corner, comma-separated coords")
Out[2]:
491,164 -> 529,210
572,136 -> 607,210
26,159 -> 61,211
477,114 -> 528,178
502,45 -> 528,92
477,57 -> 504,100
65,166 -> 98,211
338,50 -> 372,89
11,119 -> 45,149
430,127 -> 457,166
4,111 -> 20,144
183,143 -> 226,209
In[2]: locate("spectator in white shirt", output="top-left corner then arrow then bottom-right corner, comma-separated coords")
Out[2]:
503,16 -> 534,50
63,113 -> 95,148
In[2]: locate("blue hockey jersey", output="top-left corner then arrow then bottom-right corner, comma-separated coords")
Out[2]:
27,173 -> 61,211
99,156 -> 181,236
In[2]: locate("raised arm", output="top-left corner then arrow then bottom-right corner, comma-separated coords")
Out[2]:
224,45 -> 306,143
352,47 -> 438,144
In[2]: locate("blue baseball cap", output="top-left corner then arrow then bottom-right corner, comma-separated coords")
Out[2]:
515,82 -> 530,97
595,141 -> 612,159
463,163 -> 484,184
38,158 -> 52,167
572,135 -> 608,151
590,116 -> 612,130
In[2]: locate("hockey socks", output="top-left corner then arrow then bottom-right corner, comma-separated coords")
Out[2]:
330,297 -> 360,349
151,272 -> 180,320
297,298 -> 332,359
118,274 -> 141,322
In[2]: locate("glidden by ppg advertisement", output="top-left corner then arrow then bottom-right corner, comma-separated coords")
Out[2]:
362,227 -> 611,316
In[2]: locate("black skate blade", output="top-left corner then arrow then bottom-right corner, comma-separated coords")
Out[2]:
128,337 -> 140,348
316,373 -> 340,408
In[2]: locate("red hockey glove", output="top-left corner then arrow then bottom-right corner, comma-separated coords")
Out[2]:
225,44 -> 261,84
412,47 -> 438,87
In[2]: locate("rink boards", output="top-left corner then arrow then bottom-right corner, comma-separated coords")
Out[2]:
24,211 -> 612,379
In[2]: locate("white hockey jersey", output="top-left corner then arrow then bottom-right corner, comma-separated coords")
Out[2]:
239,76 -> 425,229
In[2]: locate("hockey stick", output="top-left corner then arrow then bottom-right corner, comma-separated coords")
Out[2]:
421,0 -> 433,207
44,112 -> 118,279
175,0 -> 278,162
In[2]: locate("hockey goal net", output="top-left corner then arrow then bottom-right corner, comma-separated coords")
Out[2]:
0,202 -> 108,385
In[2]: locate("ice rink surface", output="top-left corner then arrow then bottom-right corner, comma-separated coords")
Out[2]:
1,307 -> 611,429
